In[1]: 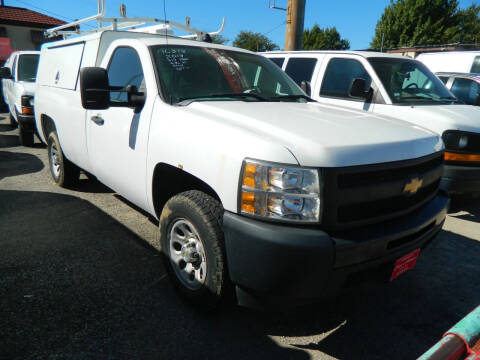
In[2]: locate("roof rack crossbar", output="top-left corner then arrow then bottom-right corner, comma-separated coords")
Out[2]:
44,0 -> 225,40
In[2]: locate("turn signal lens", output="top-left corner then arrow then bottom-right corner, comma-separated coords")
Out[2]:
21,107 -> 33,115
444,152 -> 480,162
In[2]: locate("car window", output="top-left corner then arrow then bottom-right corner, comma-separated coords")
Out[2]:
285,57 -> 317,86
438,76 -> 449,85
320,58 -> 371,99
269,57 -> 285,69
107,47 -> 145,103
17,54 -> 39,82
471,56 -> 480,73
451,78 -> 480,105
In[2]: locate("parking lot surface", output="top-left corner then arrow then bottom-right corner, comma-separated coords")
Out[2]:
1,113 -> 479,360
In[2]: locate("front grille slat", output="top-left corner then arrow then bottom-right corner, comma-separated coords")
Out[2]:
322,152 -> 444,231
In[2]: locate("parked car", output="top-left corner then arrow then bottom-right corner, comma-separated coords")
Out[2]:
35,29 -> 449,311
264,51 -> 480,196
436,72 -> 480,106
0,50 -> 40,146
417,51 -> 480,74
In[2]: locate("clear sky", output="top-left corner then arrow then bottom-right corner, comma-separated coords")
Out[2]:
6,0 -> 480,49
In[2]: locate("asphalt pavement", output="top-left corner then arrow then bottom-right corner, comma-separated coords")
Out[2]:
1,113 -> 479,360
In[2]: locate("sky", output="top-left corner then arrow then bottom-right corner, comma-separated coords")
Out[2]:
6,0 -> 480,50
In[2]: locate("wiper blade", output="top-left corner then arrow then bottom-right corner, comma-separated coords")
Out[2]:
177,92 -> 267,105
269,94 -> 314,102
438,96 -> 463,103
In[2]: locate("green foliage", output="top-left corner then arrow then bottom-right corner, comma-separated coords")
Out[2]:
211,35 -> 229,45
371,0 -> 480,49
232,31 -> 279,52
303,25 -> 350,50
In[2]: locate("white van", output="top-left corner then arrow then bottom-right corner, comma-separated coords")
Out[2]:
264,51 -> 480,196
0,50 -> 40,146
417,51 -> 480,74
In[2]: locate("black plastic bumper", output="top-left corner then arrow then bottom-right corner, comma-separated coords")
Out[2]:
223,191 -> 449,307
441,164 -> 480,194
15,111 -> 35,132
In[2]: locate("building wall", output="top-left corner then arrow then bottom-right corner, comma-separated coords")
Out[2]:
3,24 -> 46,51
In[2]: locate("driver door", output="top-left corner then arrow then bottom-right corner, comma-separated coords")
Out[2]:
87,46 -> 152,209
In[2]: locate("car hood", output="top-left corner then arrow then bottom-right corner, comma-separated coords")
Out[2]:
19,81 -> 36,95
376,104 -> 480,135
180,101 -> 443,167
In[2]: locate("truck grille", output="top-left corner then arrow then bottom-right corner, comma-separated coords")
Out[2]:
322,152 -> 444,231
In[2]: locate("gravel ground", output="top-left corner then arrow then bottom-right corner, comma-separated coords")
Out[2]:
1,113 -> 479,360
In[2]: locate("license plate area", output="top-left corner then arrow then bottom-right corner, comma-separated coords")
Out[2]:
390,248 -> 421,281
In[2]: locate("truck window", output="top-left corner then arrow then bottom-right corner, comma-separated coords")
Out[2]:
17,54 -> 39,82
269,57 -> 285,68
107,47 -> 145,103
471,56 -> 480,73
320,58 -> 371,99
151,45 -> 304,104
450,78 -> 480,105
285,57 -> 317,86
438,76 -> 449,85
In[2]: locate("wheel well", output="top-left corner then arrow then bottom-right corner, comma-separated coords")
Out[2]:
152,163 -> 221,218
41,114 -> 56,140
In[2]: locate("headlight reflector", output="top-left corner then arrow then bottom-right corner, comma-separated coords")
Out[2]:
240,159 -> 321,222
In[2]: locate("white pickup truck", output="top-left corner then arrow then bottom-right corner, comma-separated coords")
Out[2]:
34,30 -> 449,310
0,50 -> 40,146
264,51 -> 480,196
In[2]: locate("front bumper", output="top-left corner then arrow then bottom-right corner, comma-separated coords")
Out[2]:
441,164 -> 480,194
15,109 -> 35,132
223,191 -> 449,308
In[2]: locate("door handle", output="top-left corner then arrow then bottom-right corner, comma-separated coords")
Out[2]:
91,115 -> 104,125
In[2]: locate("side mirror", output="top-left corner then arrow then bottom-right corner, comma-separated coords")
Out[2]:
80,67 -> 110,110
300,80 -> 311,97
349,78 -> 373,101
0,67 -> 12,79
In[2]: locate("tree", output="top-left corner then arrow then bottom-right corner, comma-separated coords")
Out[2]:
211,35 -> 229,45
302,25 -> 350,50
455,5 -> 480,44
232,31 -> 279,52
370,0 -> 472,50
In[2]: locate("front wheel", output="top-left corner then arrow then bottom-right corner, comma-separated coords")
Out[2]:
47,131 -> 79,187
159,190 -> 227,311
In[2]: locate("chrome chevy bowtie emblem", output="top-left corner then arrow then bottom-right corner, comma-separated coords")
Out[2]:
404,177 -> 423,195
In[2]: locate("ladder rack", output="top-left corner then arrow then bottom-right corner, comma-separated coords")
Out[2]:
44,0 -> 225,41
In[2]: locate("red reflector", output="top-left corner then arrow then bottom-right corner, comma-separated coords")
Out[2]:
390,248 -> 420,281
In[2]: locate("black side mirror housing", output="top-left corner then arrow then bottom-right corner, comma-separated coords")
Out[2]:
301,80 -> 311,97
349,78 -> 373,101
80,67 -> 110,110
0,67 -> 12,79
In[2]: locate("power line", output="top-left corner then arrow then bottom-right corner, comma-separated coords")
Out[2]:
265,20 -> 286,35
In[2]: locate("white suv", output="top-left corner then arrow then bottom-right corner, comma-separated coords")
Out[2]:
34,30 -> 448,311
0,50 -> 40,146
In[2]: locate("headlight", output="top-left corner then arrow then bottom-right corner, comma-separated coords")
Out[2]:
442,130 -> 469,151
239,159 -> 321,223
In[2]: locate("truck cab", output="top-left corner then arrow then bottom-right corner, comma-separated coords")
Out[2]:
264,51 -> 480,196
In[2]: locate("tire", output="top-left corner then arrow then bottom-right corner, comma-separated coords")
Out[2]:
47,131 -> 79,187
19,127 -> 34,147
159,190 -> 227,312
9,113 -> 17,129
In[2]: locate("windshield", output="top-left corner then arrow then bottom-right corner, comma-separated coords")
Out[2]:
151,45 -> 307,104
368,57 -> 457,105
17,54 -> 39,82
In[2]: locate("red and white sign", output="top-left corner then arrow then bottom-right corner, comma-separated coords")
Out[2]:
390,248 -> 421,281
0,38 -> 13,61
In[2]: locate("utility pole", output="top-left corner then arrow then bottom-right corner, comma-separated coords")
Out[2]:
284,0 -> 305,50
